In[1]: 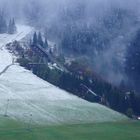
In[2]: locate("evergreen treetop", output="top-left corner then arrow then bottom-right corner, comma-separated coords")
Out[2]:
38,32 -> 44,46
8,18 -> 17,34
0,10 -> 7,33
33,32 -> 37,45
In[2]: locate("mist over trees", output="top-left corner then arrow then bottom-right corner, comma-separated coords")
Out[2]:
0,9 -> 7,33
1,0 -> 140,92
125,30 -> 140,92
8,18 -> 17,34
0,9 -> 17,34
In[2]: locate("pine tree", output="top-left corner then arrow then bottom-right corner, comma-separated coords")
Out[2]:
3,18 -> 7,33
38,32 -> 44,46
125,30 -> 140,91
33,32 -> 37,45
8,18 -> 17,34
12,18 -> 17,33
8,19 -> 12,34
0,18 -> 7,33
44,37 -> 48,49
0,10 -> 7,33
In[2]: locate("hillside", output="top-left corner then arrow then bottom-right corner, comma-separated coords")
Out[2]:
0,25 -> 128,125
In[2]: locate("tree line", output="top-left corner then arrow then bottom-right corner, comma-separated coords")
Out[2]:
0,10 -> 17,34
32,32 -> 48,49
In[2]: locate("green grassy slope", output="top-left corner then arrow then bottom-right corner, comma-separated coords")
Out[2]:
0,116 -> 139,140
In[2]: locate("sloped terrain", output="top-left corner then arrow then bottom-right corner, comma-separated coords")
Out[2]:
0,25 -> 128,125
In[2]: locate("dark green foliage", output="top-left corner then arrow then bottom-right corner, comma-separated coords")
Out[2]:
125,30 -> 140,91
126,108 -> 134,118
44,37 -> 48,48
38,32 -> 44,46
33,32 -> 37,45
32,32 -> 49,49
0,10 -> 7,33
17,58 -> 30,67
0,9 -> 17,34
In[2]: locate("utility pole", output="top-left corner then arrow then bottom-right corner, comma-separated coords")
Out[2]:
27,114 -> 33,131
4,99 -> 10,117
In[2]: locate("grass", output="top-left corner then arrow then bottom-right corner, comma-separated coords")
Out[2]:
0,116 -> 139,140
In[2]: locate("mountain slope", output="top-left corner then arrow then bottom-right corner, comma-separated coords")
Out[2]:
0,25 -> 128,125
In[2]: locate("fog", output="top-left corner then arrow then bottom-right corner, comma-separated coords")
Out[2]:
1,0 -> 140,87
0,0 -> 139,27
0,0 -> 140,22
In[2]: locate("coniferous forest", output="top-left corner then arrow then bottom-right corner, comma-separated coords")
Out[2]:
0,10 -> 16,34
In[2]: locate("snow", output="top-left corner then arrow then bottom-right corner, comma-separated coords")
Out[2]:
0,25 -> 32,48
0,49 -> 12,71
0,25 -> 128,125
48,40 -> 56,47
0,25 -> 33,70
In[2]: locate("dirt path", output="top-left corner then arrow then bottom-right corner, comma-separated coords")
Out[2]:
0,64 -> 13,76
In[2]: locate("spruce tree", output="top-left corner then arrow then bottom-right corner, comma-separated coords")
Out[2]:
12,18 -> 17,33
8,19 -> 12,34
8,18 -> 17,34
3,19 -> 7,33
33,32 -> 37,45
38,32 -> 44,46
0,10 -> 7,33
44,37 -> 48,49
